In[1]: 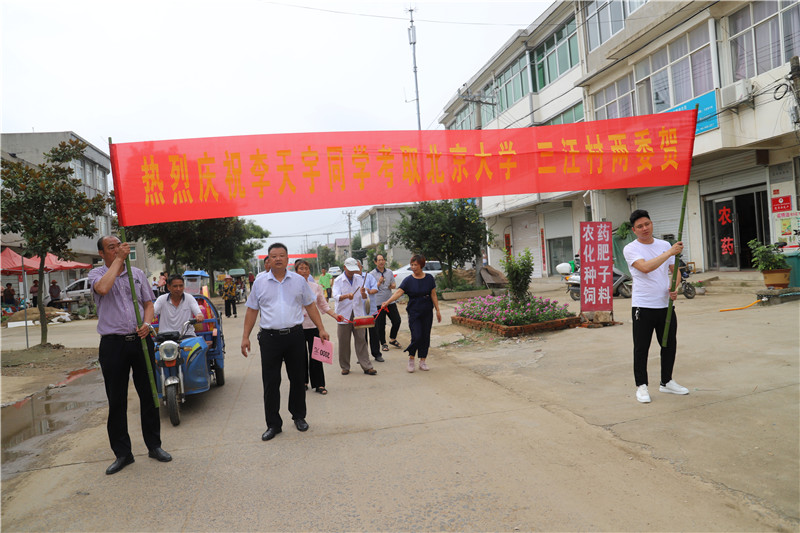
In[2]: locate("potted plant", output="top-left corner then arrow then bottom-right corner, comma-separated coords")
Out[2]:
747,239 -> 791,288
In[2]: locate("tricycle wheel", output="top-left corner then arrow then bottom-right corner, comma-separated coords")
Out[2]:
569,288 -> 580,301
683,282 -> 696,299
166,384 -> 181,426
214,364 -> 225,387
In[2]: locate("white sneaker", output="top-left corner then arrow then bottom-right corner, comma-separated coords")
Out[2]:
636,384 -> 651,403
659,380 -> 689,395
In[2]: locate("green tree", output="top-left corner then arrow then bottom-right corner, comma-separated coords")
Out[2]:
1,140 -> 111,345
315,244 -> 337,271
124,218 -> 269,295
389,199 -> 492,287
350,233 -> 367,262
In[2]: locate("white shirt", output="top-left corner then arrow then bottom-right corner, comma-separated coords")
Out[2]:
302,278 -> 331,329
623,238 -> 674,308
154,292 -> 202,336
363,272 -> 378,314
332,272 -> 367,324
246,269 -> 315,329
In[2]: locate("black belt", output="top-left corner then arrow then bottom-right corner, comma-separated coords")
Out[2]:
102,333 -> 140,342
260,324 -> 302,336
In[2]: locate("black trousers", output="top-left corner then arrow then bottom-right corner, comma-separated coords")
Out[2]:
367,325 -> 381,357
375,303 -> 401,343
258,327 -> 306,429
406,309 -> 433,359
98,335 -> 161,458
632,307 -> 677,387
303,327 -> 325,389
225,299 -> 237,317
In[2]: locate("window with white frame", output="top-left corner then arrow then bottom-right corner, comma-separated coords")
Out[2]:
73,159 -> 84,183
634,23 -> 713,114
729,1 -> 800,81
85,162 -> 93,187
532,17 -> 579,92
544,102 -> 585,126
594,73 -> 635,119
585,0 -> 648,51
480,82 -> 497,125
496,55 -> 530,114
450,102 -> 477,130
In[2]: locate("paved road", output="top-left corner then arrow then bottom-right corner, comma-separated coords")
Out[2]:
1,288 -> 797,531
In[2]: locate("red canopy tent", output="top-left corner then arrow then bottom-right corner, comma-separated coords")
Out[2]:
37,254 -> 92,272
0,248 -> 39,275
1,248 -> 91,275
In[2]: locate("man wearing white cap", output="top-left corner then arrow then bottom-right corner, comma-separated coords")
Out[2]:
332,258 -> 377,376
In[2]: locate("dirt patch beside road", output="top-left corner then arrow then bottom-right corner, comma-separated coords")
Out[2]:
1,344 -> 98,404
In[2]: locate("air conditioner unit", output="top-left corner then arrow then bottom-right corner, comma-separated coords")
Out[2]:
720,79 -> 753,108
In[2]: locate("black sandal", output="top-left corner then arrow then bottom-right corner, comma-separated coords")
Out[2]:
389,340 -> 401,348
315,387 -> 328,395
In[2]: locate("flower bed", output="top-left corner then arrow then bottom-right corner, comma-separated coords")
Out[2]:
451,315 -> 581,337
452,294 -> 579,337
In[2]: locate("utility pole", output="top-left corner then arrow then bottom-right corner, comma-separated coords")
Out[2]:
343,210 -> 355,257
408,8 -> 421,130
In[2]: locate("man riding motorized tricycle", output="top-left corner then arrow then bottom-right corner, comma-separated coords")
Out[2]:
152,273 -> 225,426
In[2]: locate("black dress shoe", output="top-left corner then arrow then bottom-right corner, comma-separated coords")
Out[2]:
262,427 -> 282,441
105,454 -> 134,475
148,447 -> 172,462
294,418 -> 309,432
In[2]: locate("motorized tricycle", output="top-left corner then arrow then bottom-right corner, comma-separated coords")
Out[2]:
152,293 -> 225,426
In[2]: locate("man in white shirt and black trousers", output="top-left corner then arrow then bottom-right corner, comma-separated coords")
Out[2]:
241,243 -> 330,441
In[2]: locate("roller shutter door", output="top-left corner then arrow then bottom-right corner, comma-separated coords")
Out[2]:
635,188 -> 692,262
511,212 -> 542,277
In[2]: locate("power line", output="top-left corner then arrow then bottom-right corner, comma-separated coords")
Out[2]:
262,1 -> 534,27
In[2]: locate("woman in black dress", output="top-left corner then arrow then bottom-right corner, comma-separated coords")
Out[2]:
380,254 -> 441,372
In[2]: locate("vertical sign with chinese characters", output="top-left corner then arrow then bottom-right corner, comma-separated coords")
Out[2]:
580,221 -> 614,312
715,200 -> 736,268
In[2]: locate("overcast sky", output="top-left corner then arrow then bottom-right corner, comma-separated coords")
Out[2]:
2,0 -> 548,257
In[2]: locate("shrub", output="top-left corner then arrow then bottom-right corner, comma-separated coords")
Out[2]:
747,239 -> 789,271
500,248 -> 534,302
455,294 -> 574,326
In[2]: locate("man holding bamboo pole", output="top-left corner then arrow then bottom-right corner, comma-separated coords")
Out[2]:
90,235 -> 171,474
623,210 -> 690,404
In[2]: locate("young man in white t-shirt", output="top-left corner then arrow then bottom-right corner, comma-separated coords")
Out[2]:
623,209 -> 690,404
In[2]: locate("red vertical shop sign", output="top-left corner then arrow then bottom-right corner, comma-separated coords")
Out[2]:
580,221 -> 614,312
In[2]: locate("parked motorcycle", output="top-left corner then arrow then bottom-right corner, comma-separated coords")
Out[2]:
556,262 -> 581,301
152,295 -> 225,426
556,262 -> 632,301
678,260 -> 695,299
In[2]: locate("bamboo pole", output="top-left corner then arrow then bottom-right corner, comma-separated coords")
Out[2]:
109,137 -> 159,408
661,104 -> 699,348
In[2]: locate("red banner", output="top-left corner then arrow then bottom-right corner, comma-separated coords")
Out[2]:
110,111 -> 697,226
580,221 -> 614,312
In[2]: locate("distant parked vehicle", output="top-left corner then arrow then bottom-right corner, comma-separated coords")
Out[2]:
327,266 -> 342,278
393,261 -> 448,285
64,277 -> 92,302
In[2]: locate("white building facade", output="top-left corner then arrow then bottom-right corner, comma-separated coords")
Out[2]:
440,0 -> 800,276
357,204 -> 412,266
